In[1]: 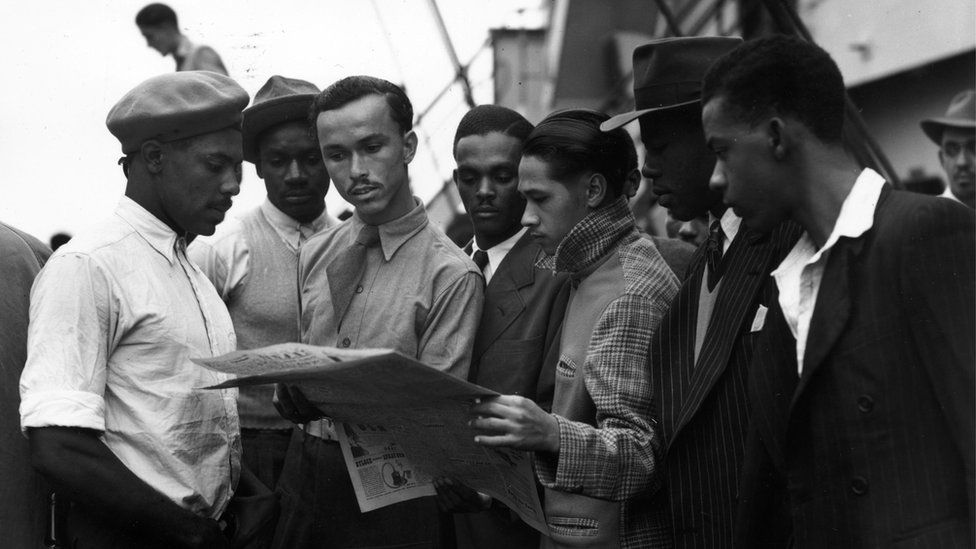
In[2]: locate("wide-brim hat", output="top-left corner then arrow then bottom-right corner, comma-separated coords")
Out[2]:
920,90 -> 975,144
242,75 -> 321,163
601,36 -> 743,132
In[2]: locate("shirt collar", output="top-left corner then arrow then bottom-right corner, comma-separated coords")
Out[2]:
259,199 -> 336,249
474,227 -> 527,269
536,197 -> 636,275
812,168 -> 885,260
114,196 -> 182,265
707,208 -> 742,251
940,186 -> 963,203
351,197 -> 428,261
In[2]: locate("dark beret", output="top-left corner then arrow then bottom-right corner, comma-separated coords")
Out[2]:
107,71 -> 250,154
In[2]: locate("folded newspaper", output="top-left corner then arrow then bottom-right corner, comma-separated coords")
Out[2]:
192,342 -> 548,535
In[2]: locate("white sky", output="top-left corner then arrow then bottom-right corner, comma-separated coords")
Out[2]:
0,0 -> 546,242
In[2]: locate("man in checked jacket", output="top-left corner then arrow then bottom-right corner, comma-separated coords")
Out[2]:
469,109 -> 678,548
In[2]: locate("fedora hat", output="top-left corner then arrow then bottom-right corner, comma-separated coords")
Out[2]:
920,90 -> 975,144
242,75 -> 321,163
601,36 -> 742,131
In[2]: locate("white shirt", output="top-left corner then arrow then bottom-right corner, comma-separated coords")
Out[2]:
471,227 -> 527,284
188,199 -> 336,300
771,168 -> 886,376
940,185 -> 964,204
20,196 -> 240,519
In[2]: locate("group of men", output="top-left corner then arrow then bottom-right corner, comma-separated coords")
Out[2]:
2,22 -> 972,549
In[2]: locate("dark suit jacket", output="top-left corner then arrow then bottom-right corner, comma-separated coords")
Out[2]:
648,220 -> 800,549
455,233 -> 569,549
738,188 -> 975,548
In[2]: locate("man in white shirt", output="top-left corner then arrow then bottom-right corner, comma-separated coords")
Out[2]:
920,89 -> 975,209
20,71 -> 248,548
189,75 -> 335,491
703,35 -> 975,548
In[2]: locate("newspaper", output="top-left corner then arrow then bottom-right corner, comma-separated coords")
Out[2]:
194,343 -> 548,535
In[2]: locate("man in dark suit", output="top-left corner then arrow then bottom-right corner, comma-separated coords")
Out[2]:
703,35 -> 975,547
437,104 -> 569,549
601,37 -> 801,548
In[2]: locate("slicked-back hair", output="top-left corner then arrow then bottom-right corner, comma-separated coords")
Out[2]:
135,3 -> 177,28
522,109 -> 636,203
310,76 -> 413,134
453,105 -> 534,157
702,35 -> 846,144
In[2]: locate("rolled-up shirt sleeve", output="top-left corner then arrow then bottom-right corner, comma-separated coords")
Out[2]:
20,253 -> 115,433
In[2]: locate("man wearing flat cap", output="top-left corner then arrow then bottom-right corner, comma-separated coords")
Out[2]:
189,75 -> 336,491
21,71 -> 248,548
601,37 -> 801,548
921,89 -> 975,209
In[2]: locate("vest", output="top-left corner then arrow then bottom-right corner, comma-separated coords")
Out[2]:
229,208 -> 301,429
544,251 -> 623,548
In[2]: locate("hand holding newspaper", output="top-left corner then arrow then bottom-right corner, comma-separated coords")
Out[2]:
193,343 -> 548,535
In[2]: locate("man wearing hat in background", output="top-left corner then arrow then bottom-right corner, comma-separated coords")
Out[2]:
20,71 -> 248,548
189,75 -> 336,491
601,37 -> 801,548
921,89 -> 975,209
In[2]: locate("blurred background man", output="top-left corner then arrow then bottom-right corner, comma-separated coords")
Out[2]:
135,3 -> 228,74
921,89 -> 975,208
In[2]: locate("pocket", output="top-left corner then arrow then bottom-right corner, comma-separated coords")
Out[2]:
556,356 -> 577,379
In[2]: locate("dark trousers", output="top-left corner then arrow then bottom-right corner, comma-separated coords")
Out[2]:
63,502 -> 170,549
272,429 -> 447,549
242,427 -> 293,490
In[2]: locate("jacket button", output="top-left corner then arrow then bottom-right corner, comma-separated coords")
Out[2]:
341,337 -> 351,348
857,394 -> 874,413
850,476 -> 869,495
355,285 -> 364,294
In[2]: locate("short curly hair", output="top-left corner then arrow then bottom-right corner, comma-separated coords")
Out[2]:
453,105 -> 534,157
310,76 -> 413,134
702,35 -> 846,143
135,3 -> 177,28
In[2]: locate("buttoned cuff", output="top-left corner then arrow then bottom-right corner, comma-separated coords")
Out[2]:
20,390 -> 105,434
532,414 -> 586,491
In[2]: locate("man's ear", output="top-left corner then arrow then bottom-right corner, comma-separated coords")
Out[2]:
141,140 -> 164,174
584,172 -> 608,208
623,168 -> 641,200
766,117 -> 788,161
403,130 -> 418,165
255,162 -> 265,180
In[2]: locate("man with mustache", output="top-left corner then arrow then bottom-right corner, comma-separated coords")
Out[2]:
921,89 -> 975,209
20,71 -> 248,548
703,35 -> 974,546
273,75 -> 483,549
189,75 -> 336,491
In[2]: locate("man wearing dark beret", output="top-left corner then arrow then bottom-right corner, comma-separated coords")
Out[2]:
20,71 -> 248,548
189,75 -> 337,491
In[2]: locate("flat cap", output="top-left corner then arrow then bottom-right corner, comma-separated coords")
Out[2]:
242,75 -> 321,163
107,71 -> 250,154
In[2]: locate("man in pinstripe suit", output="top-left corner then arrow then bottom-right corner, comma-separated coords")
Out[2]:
602,36 -> 801,548
703,35 -> 975,547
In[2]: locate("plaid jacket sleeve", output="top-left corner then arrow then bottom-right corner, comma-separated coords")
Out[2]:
534,290 -> 669,501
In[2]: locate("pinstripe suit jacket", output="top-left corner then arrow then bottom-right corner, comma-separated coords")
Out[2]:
649,219 -> 800,549
738,188 -> 975,548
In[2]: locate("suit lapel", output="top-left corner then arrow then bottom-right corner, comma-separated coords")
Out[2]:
671,229 -> 775,443
472,234 -> 535,361
791,234 -> 865,409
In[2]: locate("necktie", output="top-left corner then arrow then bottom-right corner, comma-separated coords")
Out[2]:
705,220 -> 725,291
472,250 -> 489,273
326,224 -> 381,322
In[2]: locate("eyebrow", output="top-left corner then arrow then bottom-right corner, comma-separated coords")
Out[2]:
204,153 -> 239,163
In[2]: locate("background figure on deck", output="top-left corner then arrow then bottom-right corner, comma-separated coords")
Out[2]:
703,35 -> 975,547
189,75 -> 335,491
273,75 -> 483,549
438,104 -> 570,549
136,3 -> 228,75
921,89 -> 975,208
1,222 -> 51,549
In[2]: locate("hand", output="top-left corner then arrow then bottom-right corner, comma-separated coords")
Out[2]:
469,395 -> 560,453
273,384 -> 324,424
433,477 -> 492,513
